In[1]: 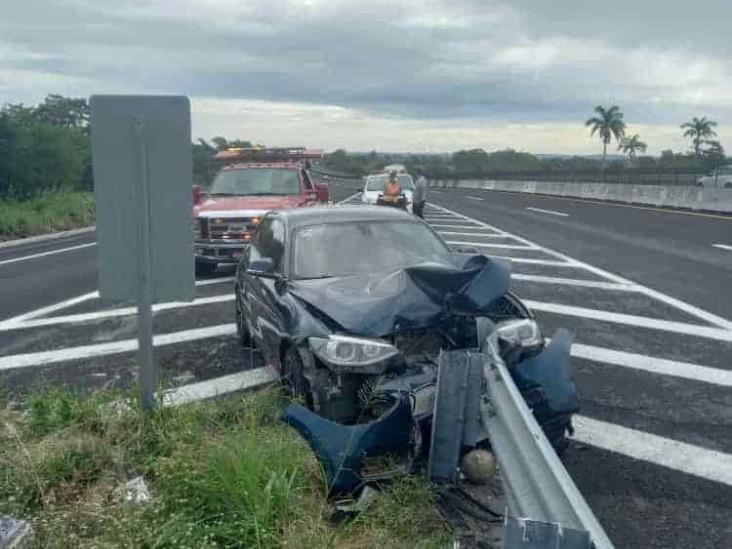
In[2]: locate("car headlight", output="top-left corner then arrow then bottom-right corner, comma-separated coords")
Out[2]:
496,319 -> 542,348
309,335 -> 400,370
192,218 -> 202,239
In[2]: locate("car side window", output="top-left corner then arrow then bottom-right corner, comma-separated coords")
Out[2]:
251,217 -> 286,272
302,170 -> 313,191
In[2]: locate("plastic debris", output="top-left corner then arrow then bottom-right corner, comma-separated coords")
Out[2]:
116,476 -> 152,505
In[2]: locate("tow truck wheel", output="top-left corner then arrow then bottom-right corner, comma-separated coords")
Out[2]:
281,347 -> 312,406
195,260 -> 217,277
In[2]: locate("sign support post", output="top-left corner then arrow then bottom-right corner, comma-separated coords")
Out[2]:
132,117 -> 157,411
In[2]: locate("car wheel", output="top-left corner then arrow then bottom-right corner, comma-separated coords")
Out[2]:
235,289 -> 251,347
281,346 -> 312,405
195,260 -> 217,277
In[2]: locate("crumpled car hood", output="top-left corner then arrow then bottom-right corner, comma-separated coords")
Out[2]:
288,254 -> 510,337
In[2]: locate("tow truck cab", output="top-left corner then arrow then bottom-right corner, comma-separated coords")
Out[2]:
192,147 -> 328,275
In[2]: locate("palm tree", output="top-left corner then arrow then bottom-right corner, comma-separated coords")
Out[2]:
585,105 -> 626,169
681,117 -> 718,158
618,134 -> 647,163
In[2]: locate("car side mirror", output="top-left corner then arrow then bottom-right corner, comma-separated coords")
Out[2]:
314,183 -> 330,203
192,184 -> 204,205
246,257 -> 277,277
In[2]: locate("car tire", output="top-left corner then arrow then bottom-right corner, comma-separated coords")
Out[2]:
195,260 -> 217,277
235,289 -> 251,347
281,346 -> 312,405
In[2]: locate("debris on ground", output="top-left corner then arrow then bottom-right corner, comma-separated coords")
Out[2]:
115,476 -> 152,505
436,483 -> 504,548
0,515 -> 33,548
461,449 -> 497,485
172,370 -> 196,385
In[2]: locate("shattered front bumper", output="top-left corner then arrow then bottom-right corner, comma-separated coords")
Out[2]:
282,330 -> 579,496
283,394 -> 416,494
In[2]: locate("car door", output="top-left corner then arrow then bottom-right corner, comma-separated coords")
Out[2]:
245,216 -> 287,365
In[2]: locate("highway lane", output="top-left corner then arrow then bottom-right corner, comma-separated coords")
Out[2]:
0,230 -> 98,322
1,183 -> 730,548
418,193 -> 732,548
0,180 -> 361,323
431,188 -> 732,321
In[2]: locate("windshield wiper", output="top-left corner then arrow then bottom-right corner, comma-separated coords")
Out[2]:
209,192 -> 238,196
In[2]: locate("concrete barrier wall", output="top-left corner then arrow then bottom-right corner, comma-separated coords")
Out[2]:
430,179 -> 732,213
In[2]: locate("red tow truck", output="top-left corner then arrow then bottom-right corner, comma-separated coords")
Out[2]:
192,147 -> 329,275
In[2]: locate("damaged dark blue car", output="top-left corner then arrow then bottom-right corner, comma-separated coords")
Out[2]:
235,206 -> 579,494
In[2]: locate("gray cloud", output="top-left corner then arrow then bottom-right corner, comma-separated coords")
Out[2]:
1,0 -> 731,150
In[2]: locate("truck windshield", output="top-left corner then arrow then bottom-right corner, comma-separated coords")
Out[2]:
293,220 -> 449,279
210,168 -> 300,196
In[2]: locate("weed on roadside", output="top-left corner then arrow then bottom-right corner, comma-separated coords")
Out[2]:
0,191 -> 94,239
0,387 -> 451,548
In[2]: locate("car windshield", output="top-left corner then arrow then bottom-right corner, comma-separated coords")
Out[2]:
210,168 -> 300,196
365,174 -> 414,191
293,220 -> 450,279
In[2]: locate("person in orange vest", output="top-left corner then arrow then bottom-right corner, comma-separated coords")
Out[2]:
383,170 -> 402,196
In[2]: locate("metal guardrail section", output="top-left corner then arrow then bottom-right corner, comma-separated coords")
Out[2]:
480,334 -> 614,549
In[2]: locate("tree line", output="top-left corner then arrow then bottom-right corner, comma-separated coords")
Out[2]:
324,108 -> 727,180
585,105 -> 725,168
2,95 -> 728,199
1,95 -> 92,200
0,95 -> 253,200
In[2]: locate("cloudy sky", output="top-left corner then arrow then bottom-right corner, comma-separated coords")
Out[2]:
2,0 -> 731,153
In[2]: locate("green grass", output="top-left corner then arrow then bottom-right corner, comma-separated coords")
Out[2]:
0,192 -> 94,240
0,388 -> 451,548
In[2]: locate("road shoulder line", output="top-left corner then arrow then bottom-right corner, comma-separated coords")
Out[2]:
0,226 -> 96,250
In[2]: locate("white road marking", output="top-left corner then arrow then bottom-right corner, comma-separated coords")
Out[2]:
2,294 -> 235,331
162,366 -> 278,406
512,274 -> 638,291
466,196 -> 484,201
437,231 -> 508,238
195,276 -> 236,286
525,207 -> 569,217
0,324 -> 236,371
712,243 -> 732,251
487,256 -> 577,267
524,300 -> 732,342
446,240 -> 537,250
0,276 -> 236,329
570,343 -> 732,387
0,291 -> 100,327
0,226 -> 95,250
429,223 -> 485,230
572,415 -> 732,487
0,242 -> 97,266
428,203 -> 732,331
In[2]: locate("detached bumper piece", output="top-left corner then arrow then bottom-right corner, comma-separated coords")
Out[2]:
282,395 -> 414,495
511,329 -> 579,450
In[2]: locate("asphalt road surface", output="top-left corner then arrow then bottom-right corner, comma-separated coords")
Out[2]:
1,182 -> 731,548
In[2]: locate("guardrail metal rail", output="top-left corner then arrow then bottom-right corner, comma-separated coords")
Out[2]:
480,333 -> 614,548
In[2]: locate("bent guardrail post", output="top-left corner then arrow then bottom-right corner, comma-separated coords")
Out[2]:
480,333 -> 614,549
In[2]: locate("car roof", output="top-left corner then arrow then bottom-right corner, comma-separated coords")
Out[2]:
274,205 -> 415,227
